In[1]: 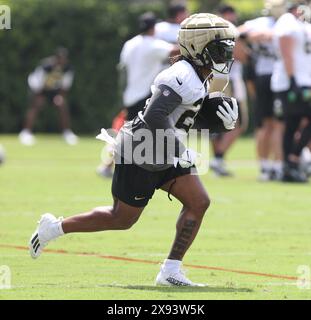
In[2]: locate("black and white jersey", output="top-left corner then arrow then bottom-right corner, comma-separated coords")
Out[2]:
244,16 -> 276,76
151,59 -> 208,134
28,57 -> 74,93
272,13 -> 311,92
116,59 -> 209,172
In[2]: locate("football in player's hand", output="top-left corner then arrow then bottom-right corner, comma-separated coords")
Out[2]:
196,92 -> 239,133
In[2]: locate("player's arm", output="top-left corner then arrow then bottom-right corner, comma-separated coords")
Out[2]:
27,66 -> 46,94
279,34 -> 300,100
239,28 -> 273,43
143,84 -> 186,158
279,35 -> 295,78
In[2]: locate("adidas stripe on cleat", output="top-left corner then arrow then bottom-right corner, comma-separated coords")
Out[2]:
29,213 -> 63,259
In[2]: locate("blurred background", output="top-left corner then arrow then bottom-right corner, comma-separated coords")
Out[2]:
0,0 -> 264,134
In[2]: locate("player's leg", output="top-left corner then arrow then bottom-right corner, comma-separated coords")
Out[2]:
29,160 -> 153,258
270,119 -> 284,180
254,75 -> 279,180
256,118 -> 273,180
53,94 -> 78,145
29,198 -> 145,259
19,93 -> 46,145
156,173 -> 210,286
293,121 -> 311,156
24,93 -> 46,130
61,198 -> 144,233
282,114 -> 307,182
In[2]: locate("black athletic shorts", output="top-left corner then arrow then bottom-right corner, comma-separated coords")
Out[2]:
254,74 -> 274,127
273,88 -> 311,120
112,160 -> 194,207
30,89 -> 61,104
126,95 -> 151,121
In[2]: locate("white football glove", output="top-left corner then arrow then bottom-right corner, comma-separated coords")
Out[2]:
174,148 -> 197,168
216,98 -> 239,130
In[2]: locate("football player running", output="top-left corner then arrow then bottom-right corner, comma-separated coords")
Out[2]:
29,14 -> 238,286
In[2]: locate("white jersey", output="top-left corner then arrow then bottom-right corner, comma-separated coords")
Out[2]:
120,34 -> 174,107
271,13 -> 311,92
153,60 -> 208,134
305,22 -> 311,77
155,21 -> 180,44
244,16 -> 276,76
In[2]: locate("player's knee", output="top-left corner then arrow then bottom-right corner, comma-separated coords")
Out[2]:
114,217 -> 138,230
190,194 -> 210,216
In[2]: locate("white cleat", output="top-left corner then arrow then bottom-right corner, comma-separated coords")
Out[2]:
155,265 -> 206,287
257,170 -> 271,182
29,213 -> 63,259
63,130 -> 78,145
19,129 -> 35,146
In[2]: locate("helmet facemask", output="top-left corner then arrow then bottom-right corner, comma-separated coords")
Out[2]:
201,39 -> 235,74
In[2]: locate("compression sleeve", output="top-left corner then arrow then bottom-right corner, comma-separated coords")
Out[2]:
143,84 -> 186,158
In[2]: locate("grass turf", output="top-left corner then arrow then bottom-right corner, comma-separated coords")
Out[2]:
0,134 -> 310,300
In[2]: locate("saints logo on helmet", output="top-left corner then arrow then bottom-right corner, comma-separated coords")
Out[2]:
178,13 -> 236,74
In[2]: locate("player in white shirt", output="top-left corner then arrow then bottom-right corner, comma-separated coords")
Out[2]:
271,2 -> 311,182
239,2 -> 283,181
29,13 -> 238,286
120,12 -> 178,121
155,4 -> 188,44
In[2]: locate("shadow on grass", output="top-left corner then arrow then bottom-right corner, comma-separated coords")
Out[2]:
100,284 -> 253,293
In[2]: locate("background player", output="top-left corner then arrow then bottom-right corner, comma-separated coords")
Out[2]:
19,47 -> 78,146
155,3 -> 189,44
120,12 -> 178,121
239,0 -> 283,181
271,1 -> 311,182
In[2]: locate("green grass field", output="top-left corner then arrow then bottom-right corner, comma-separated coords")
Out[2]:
0,134 -> 310,300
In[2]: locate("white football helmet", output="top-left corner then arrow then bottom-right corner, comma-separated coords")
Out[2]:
178,13 -> 236,74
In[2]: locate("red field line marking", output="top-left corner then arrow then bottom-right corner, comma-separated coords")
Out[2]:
0,244 -> 298,281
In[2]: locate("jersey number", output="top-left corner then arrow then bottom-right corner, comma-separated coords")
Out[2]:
175,110 -> 197,131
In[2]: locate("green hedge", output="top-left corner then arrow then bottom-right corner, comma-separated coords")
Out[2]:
0,0 -> 164,133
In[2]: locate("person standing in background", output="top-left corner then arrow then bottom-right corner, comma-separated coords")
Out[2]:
120,12 -> 179,121
271,2 -> 311,182
155,3 -> 189,44
19,47 -> 78,146
239,0 -> 283,181
209,5 -> 249,177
